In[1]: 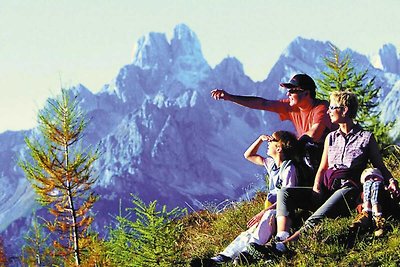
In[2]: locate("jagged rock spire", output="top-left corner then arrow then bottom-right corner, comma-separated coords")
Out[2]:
132,32 -> 171,69
171,23 -> 204,59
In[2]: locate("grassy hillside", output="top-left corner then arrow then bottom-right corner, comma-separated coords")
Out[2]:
180,146 -> 400,266
180,193 -> 400,266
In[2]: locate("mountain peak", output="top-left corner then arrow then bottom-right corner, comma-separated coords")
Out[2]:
173,24 -> 195,40
70,83 -> 91,95
168,24 -> 210,88
283,37 -> 332,65
215,56 -> 245,77
171,23 -> 203,59
132,32 -> 171,69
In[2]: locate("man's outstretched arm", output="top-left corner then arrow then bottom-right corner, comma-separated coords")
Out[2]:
211,89 -> 274,110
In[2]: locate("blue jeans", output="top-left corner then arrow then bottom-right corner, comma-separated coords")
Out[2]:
276,186 -> 360,230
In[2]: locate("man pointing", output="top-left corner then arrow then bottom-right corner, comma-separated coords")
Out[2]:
211,73 -> 332,172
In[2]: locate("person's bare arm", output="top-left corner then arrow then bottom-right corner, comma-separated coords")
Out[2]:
211,89 -> 273,110
243,135 -> 272,166
312,136 -> 329,193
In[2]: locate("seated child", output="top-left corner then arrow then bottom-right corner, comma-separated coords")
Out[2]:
209,131 -> 299,264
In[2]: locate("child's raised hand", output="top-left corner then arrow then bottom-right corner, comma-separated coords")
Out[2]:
260,135 -> 275,142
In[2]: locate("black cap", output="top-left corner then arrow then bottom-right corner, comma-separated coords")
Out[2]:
280,74 -> 316,91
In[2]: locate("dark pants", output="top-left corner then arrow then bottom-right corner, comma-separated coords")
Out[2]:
276,186 -> 360,230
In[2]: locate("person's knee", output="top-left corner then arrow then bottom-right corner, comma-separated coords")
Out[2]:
277,187 -> 289,202
276,208 -> 290,217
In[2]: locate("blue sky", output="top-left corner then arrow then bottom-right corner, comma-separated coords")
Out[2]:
0,0 -> 399,133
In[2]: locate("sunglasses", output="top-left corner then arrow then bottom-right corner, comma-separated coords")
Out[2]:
287,88 -> 306,94
268,138 -> 279,142
328,105 -> 344,110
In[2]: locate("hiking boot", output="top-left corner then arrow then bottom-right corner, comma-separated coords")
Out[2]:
235,251 -> 256,265
273,234 -> 287,242
210,254 -> 231,264
373,215 -> 385,237
246,241 -> 287,263
264,240 -> 287,258
246,242 -> 269,261
350,211 -> 371,230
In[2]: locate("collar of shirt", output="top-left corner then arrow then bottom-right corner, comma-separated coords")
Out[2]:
334,123 -> 362,138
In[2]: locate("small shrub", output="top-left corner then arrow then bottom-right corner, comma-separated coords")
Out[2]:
106,195 -> 187,267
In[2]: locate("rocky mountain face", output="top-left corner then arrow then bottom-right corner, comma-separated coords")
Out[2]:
1,24 -> 399,255
379,43 -> 400,74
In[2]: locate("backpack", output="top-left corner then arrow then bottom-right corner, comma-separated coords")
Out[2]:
294,137 -> 322,187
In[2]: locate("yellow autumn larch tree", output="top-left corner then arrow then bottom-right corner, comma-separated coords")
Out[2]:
20,89 -> 99,266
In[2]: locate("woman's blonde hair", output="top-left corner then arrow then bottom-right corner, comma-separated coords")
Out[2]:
330,91 -> 358,118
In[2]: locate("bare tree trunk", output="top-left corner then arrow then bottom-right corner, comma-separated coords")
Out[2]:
65,143 -> 80,266
67,183 -> 80,266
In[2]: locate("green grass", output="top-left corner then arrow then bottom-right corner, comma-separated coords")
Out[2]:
180,194 -> 400,266
180,145 -> 400,266
179,193 -> 266,260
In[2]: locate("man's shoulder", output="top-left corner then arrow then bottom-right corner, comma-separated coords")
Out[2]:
313,99 -> 329,108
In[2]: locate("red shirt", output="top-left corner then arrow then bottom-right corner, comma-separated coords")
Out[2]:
267,98 -> 332,143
